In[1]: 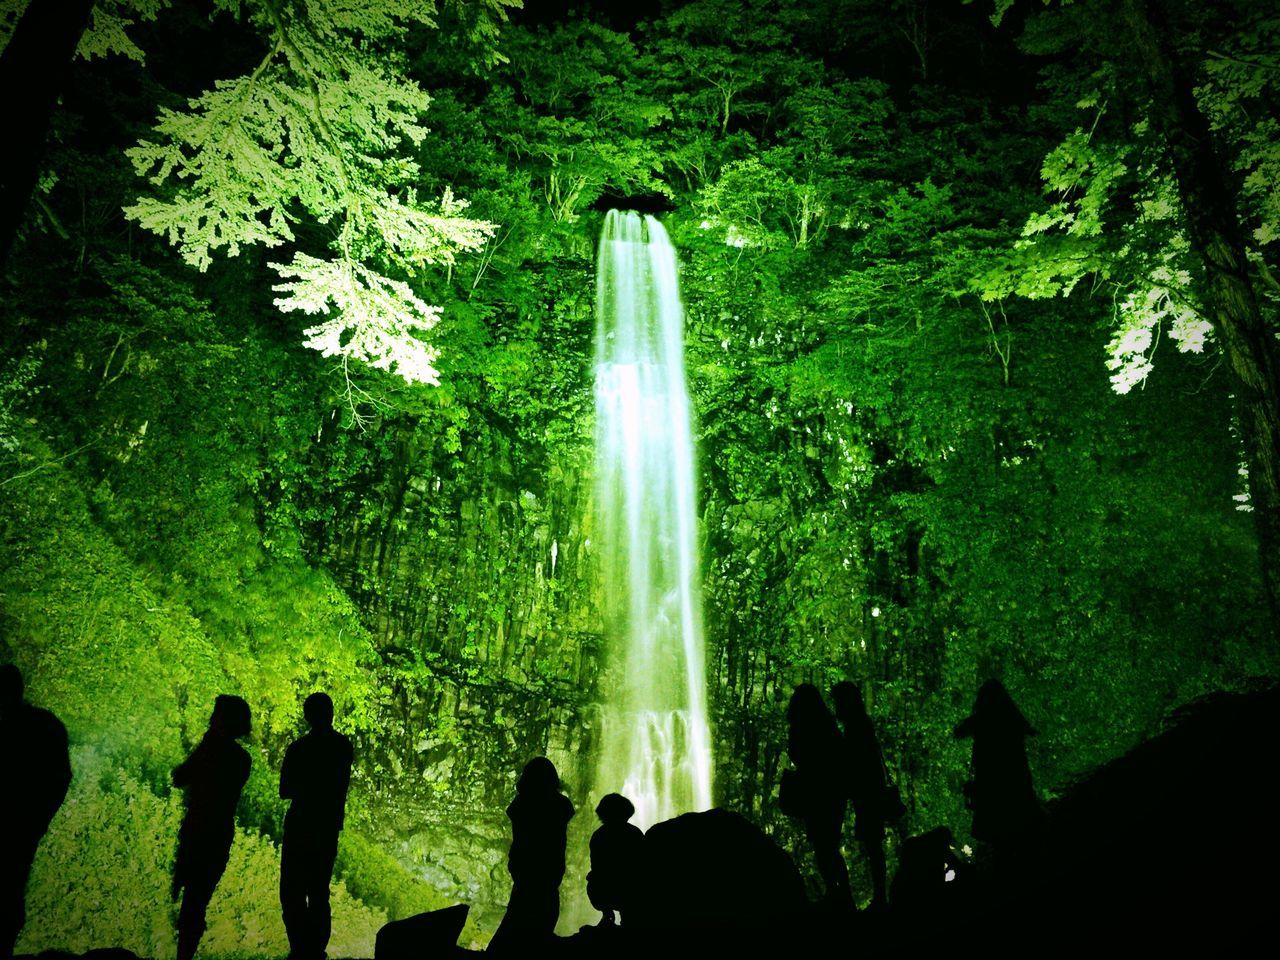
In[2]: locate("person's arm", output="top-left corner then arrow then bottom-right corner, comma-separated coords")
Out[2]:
173,746 -> 195,787
54,717 -> 71,794
338,735 -> 353,804
280,742 -> 296,800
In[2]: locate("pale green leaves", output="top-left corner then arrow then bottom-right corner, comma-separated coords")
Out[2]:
123,18 -> 434,269
72,0 -> 170,62
273,254 -> 444,385
1105,244 -> 1210,394
972,99 -> 1215,395
124,0 -> 498,386
1025,128 -> 1129,239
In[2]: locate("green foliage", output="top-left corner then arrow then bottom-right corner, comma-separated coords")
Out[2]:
971,0 -> 1280,393
76,0 -> 169,62
123,0 -> 496,384
336,831 -> 485,943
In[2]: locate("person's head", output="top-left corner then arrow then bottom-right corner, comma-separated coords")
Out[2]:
787,683 -> 828,726
517,756 -> 560,796
0,663 -> 24,714
210,694 -> 251,739
303,692 -> 334,730
830,680 -> 866,723
595,792 -> 636,825
973,679 -> 1034,735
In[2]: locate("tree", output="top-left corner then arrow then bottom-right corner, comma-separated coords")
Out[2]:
3,0 -> 521,393
973,0 -> 1280,627
0,0 -> 97,269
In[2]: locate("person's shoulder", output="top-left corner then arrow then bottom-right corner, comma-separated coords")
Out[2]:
26,704 -> 68,741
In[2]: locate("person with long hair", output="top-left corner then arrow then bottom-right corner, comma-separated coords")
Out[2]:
784,684 -> 851,904
488,756 -> 575,954
171,695 -> 251,960
831,681 -> 894,910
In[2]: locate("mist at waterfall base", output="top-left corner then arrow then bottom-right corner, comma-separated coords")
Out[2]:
592,210 -> 713,831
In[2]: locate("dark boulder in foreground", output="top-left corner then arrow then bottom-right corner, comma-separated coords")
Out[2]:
1030,683 -> 1280,946
632,807 -> 807,932
375,903 -> 470,960
935,683 -> 1280,950
562,808 -> 815,958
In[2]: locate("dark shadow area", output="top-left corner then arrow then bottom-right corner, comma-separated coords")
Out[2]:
10,684 -> 1279,959
0,665 -> 70,960
589,193 -> 675,214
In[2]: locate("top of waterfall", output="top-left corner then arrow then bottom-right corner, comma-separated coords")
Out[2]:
600,209 -> 673,248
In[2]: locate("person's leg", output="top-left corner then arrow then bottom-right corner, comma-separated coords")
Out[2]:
487,881 -> 528,956
280,834 -> 307,960
863,819 -> 888,909
533,882 -> 561,941
177,863 -> 220,960
0,833 -> 40,960
806,810 -> 851,903
306,834 -> 339,960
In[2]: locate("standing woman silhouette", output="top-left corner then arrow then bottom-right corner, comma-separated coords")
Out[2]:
785,684 -> 851,904
954,680 -> 1044,868
831,681 -> 894,910
488,757 -> 575,954
172,695 -> 251,960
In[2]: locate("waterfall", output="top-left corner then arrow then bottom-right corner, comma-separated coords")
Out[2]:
593,209 -> 713,829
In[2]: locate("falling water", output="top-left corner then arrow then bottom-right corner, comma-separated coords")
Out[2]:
593,209 -> 713,829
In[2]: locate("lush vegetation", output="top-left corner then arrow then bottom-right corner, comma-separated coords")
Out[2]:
1,0 -> 1277,946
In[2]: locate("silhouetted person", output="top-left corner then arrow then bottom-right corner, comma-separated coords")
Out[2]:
891,826 -> 968,919
954,680 -> 1044,868
0,664 -> 70,960
831,680 -> 894,910
488,757 -> 575,955
172,694 -> 251,960
784,684 -> 851,904
586,793 -> 645,927
280,692 -> 353,960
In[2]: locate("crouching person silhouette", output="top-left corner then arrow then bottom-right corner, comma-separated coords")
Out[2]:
586,793 -> 644,927
0,664 -> 71,960
280,692 -> 353,960
173,695 -> 252,960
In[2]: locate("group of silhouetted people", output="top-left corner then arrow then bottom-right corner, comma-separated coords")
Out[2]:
782,681 -> 900,908
173,691 -> 353,960
0,668 -> 352,960
2,656 -> 1047,957
783,677 -> 1043,913
487,764 -> 647,954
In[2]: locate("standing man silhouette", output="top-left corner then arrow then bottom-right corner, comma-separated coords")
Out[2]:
0,664 -> 71,960
172,694 -> 252,960
280,692 -> 352,960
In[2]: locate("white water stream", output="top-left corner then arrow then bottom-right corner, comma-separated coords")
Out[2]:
593,210 -> 713,828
